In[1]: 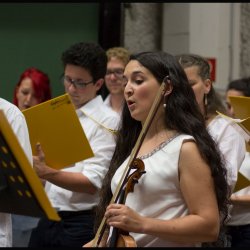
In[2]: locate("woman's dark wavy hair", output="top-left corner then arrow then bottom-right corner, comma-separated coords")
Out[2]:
94,51 -> 230,234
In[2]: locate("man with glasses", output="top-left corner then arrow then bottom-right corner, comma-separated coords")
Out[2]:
28,42 -> 120,247
104,47 -> 130,115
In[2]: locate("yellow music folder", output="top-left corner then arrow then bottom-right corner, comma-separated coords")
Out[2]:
217,111 -> 250,153
229,96 -> 250,120
23,94 -> 94,170
0,109 -> 60,220
234,172 -> 250,193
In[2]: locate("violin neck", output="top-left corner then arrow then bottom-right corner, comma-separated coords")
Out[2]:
107,227 -> 119,247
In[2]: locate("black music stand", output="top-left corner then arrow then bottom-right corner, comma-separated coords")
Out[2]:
0,110 -> 60,221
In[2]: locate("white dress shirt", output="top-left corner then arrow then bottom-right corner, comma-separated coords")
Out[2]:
207,115 -> 245,194
104,94 -> 122,116
45,95 -> 120,211
0,98 -> 32,247
227,152 -> 250,225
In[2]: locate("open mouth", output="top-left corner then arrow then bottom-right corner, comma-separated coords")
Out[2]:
127,100 -> 134,105
127,100 -> 136,110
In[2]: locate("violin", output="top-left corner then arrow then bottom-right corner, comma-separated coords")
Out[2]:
108,158 -> 146,247
92,74 -> 171,247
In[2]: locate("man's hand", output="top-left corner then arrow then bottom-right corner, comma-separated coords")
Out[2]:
33,142 -> 56,179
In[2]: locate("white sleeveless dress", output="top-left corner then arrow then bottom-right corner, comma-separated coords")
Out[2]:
111,134 -> 202,247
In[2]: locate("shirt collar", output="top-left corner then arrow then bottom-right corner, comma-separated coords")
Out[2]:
76,95 -> 103,117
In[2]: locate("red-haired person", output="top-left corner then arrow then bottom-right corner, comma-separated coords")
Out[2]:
12,67 -> 52,247
13,67 -> 51,110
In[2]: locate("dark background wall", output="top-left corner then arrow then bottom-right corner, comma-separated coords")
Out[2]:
98,2 -> 124,50
0,3 -> 123,102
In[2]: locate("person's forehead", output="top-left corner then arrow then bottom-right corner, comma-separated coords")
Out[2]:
226,89 -> 244,97
64,64 -> 92,79
107,57 -> 126,68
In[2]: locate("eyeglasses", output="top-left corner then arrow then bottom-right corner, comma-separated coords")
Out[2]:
106,68 -> 124,78
61,75 -> 93,90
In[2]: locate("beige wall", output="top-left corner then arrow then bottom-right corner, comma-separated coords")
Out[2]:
124,3 -> 162,53
123,3 -> 250,94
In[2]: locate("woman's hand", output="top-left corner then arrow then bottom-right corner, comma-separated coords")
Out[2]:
105,204 -> 144,233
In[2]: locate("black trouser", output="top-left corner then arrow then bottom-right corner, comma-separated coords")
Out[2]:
227,224 -> 250,247
28,210 -> 95,247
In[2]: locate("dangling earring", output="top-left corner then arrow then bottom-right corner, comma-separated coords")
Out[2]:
163,74 -> 172,108
204,93 -> 208,106
163,95 -> 167,108
204,94 -> 208,120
